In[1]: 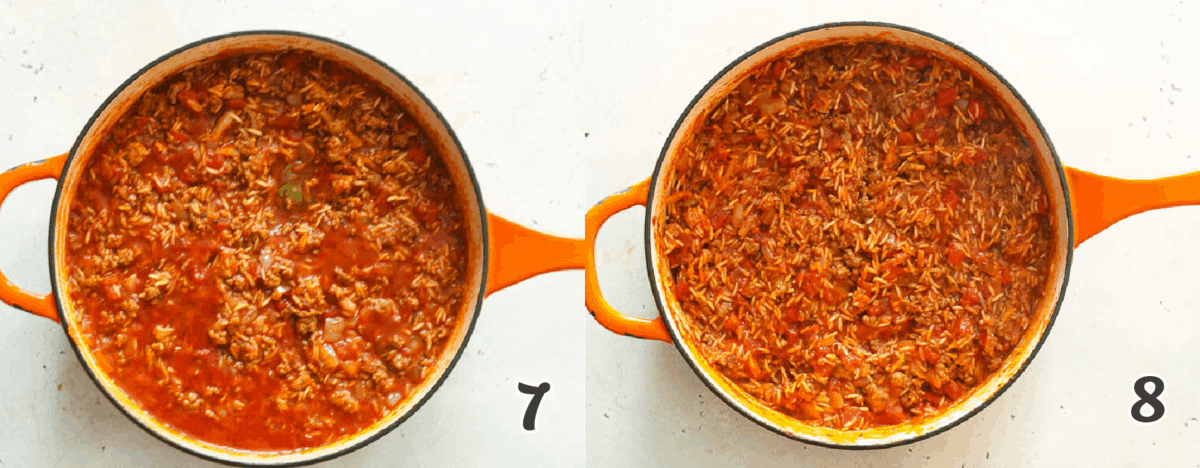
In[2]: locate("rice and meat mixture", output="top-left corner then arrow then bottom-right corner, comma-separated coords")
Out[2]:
658,42 -> 1055,429
65,51 -> 468,451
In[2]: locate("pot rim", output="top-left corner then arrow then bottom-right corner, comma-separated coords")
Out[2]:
46,29 -> 489,466
641,20 -> 1075,449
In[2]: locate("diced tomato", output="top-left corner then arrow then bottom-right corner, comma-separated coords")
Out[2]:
942,189 -> 960,211
722,316 -> 740,332
879,404 -> 907,425
280,53 -> 304,70
822,284 -> 848,304
271,115 -> 299,129
674,232 -> 694,253
225,98 -> 246,110
966,99 -> 985,121
186,118 -> 210,136
882,264 -> 905,282
829,392 -> 844,410
879,324 -> 905,341
408,146 -> 427,165
946,245 -> 966,267
414,202 -> 440,224
853,323 -> 876,342
897,131 -> 916,146
943,380 -> 965,400
770,60 -> 787,79
849,126 -> 865,140
909,55 -> 931,69
710,209 -> 730,229
130,116 -> 151,136
978,331 -> 994,353
206,152 -> 224,170
813,363 -> 833,378
825,132 -> 843,150
967,148 -> 988,165
782,303 -> 804,322
729,292 -> 748,314
906,107 -> 927,127
936,87 -> 958,107
997,265 -> 1012,285
952,315 -> 975,338
148,145 -> 165,163
850,287 -> 870,307
919,126 -> 939,144
801,271 -> 820,297
712,144 -> 729,164
798,199 -> 826,216
866,302 -> 884,317
922,346 -> 940,364
961,288 -> 981,307
183,95 -> 209,117
673,282 -> 690,301
799,401 -> 821,420
330,69 -> 352,84
178,89 -> 202,112
176,161 -> 198,184
999,143 -> 1016,159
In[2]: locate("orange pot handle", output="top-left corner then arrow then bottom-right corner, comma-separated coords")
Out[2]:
1067,166 -> 1200,247
0,154 -> 66,322
485,213 -> 585,296
584,178 -> 670,342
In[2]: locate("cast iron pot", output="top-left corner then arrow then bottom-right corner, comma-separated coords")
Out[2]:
0,31 -> 583,466
585,21 -> 1200,449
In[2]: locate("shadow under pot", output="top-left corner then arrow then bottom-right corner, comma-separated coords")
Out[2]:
0,31 -> 583,466
585,21 -> 1200,448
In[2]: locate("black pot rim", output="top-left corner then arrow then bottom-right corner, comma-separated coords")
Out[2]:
641,20 -> 1074,450
46,29 -> 489,467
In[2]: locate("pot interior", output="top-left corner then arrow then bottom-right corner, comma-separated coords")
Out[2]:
646,23 -> 1071,447
50,32 -> 486,465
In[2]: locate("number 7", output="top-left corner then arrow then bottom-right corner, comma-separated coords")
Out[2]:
517,382 -> 551,431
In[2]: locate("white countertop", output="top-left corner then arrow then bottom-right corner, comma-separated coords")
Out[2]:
586,0 -> 1200,466
0,1 -> 583,467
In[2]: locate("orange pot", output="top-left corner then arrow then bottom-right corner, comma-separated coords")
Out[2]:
585,22 -> 1200,448
0,31 -> 583,466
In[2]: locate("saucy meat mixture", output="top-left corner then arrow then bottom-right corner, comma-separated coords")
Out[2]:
659,43 -> 1054,430
66,52 -> 468,451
